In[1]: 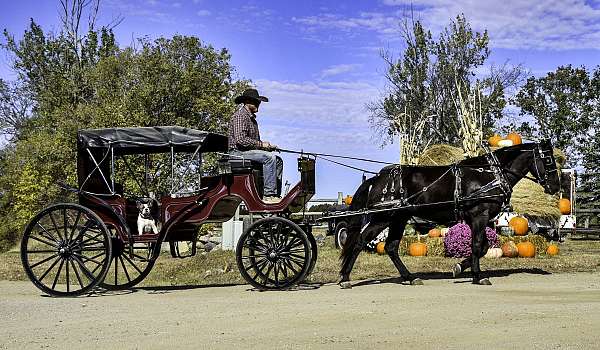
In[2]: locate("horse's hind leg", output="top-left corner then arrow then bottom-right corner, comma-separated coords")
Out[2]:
386,218 -> 423,285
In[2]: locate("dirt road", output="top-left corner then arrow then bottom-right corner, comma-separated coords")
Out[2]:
1,272 -> 600,349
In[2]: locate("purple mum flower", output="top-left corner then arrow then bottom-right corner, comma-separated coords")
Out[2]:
443,223 -> 499,258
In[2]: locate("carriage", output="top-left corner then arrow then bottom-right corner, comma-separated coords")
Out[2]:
20,126 -> 317,297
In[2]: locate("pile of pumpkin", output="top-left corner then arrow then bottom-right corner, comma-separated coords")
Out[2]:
488,132 -> 522,147
375,217 -> 560,258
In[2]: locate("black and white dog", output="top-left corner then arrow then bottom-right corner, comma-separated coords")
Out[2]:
136,198 -> 161,235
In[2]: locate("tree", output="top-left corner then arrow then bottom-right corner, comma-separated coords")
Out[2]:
369,14 -> 524,148
0,1 -> 248,250
514,65 -> 598,166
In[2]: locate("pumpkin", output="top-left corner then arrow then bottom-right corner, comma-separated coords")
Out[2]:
484,247 -> 503,258
344,195 -> 353,206
497,139 -> 513,147
506,132 -> 522,145
428,228 -> 441,238
501,241 -> 518,258
558,198 -> 571,214
408,242 -> 427,256
509,216 -> 529,236
546,244 -> 559,256
376,242 -> 386,255
517,241 -> 536,258
440,227 -> 449,237
488,134 -> 502,147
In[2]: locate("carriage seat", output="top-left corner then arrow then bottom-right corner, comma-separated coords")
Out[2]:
219,156 -> 263,174
218,155 -> 265,196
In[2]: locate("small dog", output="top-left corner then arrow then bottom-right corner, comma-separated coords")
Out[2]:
136,198 -> 161,235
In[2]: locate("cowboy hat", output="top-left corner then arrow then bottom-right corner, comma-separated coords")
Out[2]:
234,88 -> 269,105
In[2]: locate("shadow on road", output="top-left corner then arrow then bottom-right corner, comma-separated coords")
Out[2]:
351,268 -> 551,288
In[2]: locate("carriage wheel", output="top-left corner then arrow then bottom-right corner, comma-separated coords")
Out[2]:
98,230 -> 156,290
21,203 -> 112,297
236,217 -> 312,290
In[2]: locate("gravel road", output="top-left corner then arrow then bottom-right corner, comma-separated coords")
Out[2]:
1,272 -> 600,349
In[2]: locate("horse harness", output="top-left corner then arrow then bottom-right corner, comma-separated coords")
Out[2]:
372,144 -> 552,221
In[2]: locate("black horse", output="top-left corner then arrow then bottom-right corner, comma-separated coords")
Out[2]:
339,141 -> 560,287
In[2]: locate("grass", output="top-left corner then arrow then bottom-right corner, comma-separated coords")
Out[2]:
2,237 -> 600,288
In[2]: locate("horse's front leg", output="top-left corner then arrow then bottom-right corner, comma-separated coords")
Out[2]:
467,215 -> 491,285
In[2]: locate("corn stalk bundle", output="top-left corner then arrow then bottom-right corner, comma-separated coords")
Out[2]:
393,108 -> 433,165
454,79 -> 484,157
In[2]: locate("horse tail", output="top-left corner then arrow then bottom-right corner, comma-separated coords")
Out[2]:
341,175 -> 377,267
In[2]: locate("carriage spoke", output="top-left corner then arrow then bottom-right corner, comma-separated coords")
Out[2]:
36,223 -> 60,244
48,211 -> 64,241
28,235 -> 58,248
73,252 -> 104,266
68,211 -> 82,242
119,256 -> 132,283
72,255 -> 96,281
278,261 -> 289,280
122,253 -> 144,274
65,258 -> 70,292
69,259 -> 84,289
62,208 -> 69,241
51,258 -> 65,290
281,258 -> 299,275
38,256 -> 61,282
273,262 -> 279,286
29,254 -> 59,269
27,249 -> 59,254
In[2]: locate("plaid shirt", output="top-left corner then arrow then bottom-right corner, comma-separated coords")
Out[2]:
228,106 -> 262,151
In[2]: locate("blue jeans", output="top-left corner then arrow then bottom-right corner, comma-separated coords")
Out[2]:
231,150 -> 283,196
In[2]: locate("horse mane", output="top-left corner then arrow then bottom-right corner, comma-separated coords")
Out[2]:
459,143 -> 537,167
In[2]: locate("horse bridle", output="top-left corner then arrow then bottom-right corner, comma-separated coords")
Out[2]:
504,141 -> 558,193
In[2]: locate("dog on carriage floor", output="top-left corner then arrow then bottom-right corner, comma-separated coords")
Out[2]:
136,198 -> 161,235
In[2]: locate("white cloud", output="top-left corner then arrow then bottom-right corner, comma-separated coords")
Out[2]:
197,9 -> 211,16
320,63 -> 361,78
293,0 -> 600,50
254,78 -> 383,129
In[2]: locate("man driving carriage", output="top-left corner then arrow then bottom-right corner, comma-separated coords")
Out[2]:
228,88 -> 283,204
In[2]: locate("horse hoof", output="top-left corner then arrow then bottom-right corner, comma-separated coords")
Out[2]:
476,278 -> 492,286
452,264 -> 462,278
410,278 -> 424,286
339,281 -> 352,289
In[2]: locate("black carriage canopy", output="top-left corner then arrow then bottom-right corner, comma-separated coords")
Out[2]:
77,126 -> 228,154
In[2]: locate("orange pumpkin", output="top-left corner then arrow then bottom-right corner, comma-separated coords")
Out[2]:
376,242 -> 386,255
344,195 -> 353,206
428,228 -> 441,238
558,198 -> 571,214
501,241 -> 518,258
506,132 -> 522,145
509,216 -> 529,236
546,244 -> 559,256
408,242 -> 427,256
517,241 -> 536,258
488,134 -> 502,147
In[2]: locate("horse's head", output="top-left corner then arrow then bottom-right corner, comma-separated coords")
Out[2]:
528,139 -> 560,195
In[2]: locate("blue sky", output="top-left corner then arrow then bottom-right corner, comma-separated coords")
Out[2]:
1,0 -> 599,198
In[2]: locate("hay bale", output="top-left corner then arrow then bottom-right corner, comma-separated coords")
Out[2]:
499,234 -> 548,256
399,236 -> 445,256
511,177 -> 560,219
418,144 -> 465,166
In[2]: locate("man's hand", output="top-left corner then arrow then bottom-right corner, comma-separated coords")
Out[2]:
261,141 -> 279,151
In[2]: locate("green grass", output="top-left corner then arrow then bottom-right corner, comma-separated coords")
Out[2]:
3,237 -> 600,287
